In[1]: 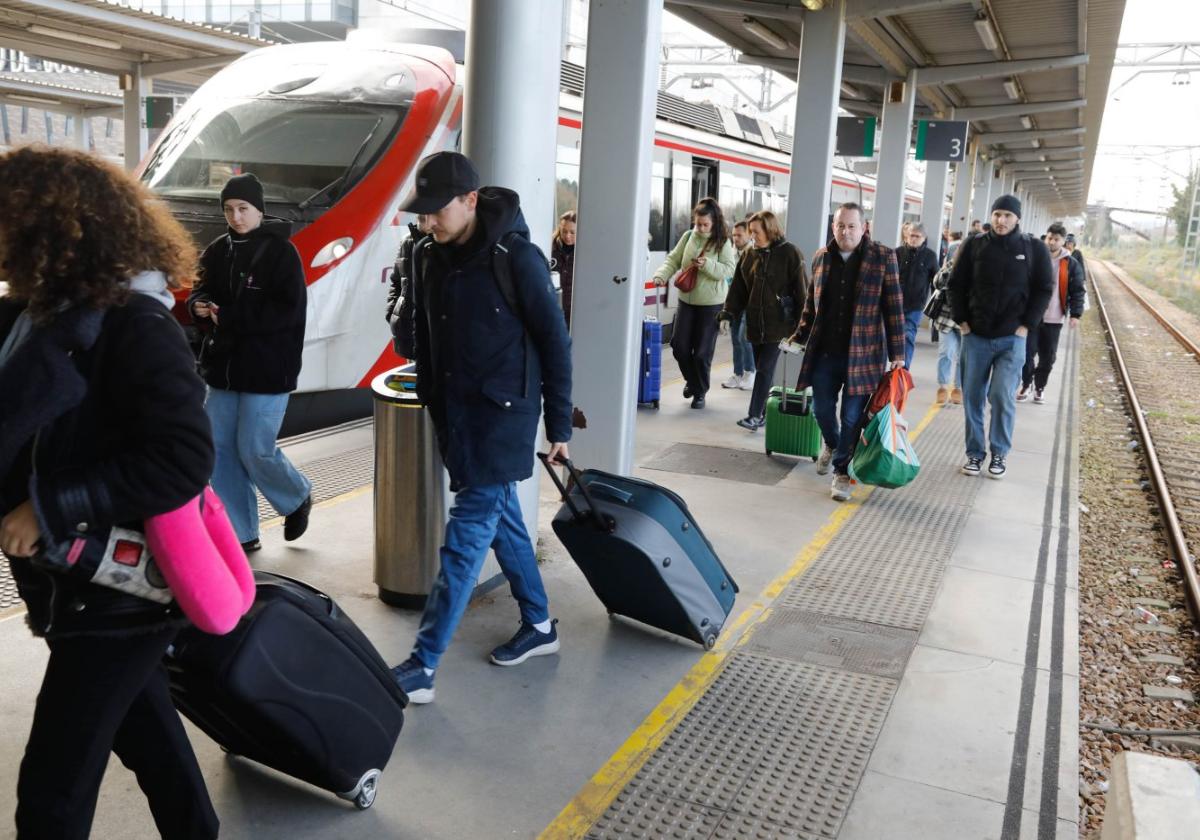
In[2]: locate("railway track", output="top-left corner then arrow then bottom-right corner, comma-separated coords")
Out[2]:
1089,259 -> 1200,626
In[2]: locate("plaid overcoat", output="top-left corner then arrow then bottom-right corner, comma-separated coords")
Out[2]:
793,237 -> 906,397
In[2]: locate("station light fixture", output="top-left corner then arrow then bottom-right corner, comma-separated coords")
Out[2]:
840,81 -> 861,98
801,0 -> 826,8
27,24 -> 121,51
973,13 -> 1000,52
742,17 -> 788,51
1003,79 -> 1020,100
9,93 -> 59,106
1020,116 -> 1034,130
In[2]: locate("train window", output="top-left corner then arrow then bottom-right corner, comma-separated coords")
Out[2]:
752,172 -> 771,188
649,173 -> 669,252
671,173 -> 692,244
555,162 -> 579,223
143,100 -> 404,206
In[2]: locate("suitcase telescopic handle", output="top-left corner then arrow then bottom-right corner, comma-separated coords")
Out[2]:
537,453 -> 616,533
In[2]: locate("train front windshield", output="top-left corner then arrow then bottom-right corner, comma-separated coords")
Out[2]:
142,98 -> 404,207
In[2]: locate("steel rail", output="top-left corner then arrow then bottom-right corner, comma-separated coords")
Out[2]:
1100,259 -> 1200,361
1088,260 -> 1200,627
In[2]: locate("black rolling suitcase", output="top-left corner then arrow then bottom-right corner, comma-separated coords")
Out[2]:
166,571 -> 407,809
540,454 -> 738,650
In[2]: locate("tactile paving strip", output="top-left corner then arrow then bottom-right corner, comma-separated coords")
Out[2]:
256,444 -> 374,520
0,564 -> 20,612
589,653 -> 895,840
642,443 -> 798,486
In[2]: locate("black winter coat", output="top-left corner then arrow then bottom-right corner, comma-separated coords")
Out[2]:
386,222 -> 421,358
0,296 -> 214,638
895,244 -> 939,312
949,227 -> 1055,339
187,218 -> 306,394
720,239 -> 809,344
551,239 -> 575,328
413,188 -> 572,490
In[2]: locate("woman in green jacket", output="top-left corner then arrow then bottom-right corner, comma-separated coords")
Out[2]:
652,198 -> 738,408
719,211 -> 809,430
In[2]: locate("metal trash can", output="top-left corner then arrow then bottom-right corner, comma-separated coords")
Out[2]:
371,365 -> 446,608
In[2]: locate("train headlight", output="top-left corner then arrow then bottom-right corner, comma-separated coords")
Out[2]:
311,237 -> 354,268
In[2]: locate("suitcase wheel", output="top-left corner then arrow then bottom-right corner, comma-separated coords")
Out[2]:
765,450 -> 772,457
653,400 -> 660,409
346,769 -> 381,810
704,634 -> 717,651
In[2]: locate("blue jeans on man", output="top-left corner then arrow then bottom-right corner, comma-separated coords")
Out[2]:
937,326 -> 961,388
959,332 -> 1026,459
205,389 -> 312,543
902,309 -> 924,370
810,352 -> 870,476
730,312 -> 756,377
414,482 -> 550,670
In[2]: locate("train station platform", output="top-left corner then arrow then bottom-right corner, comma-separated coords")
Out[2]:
0,327 -> 1080,840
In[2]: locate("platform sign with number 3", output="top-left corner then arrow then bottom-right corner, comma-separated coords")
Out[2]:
915,120 -> 969,162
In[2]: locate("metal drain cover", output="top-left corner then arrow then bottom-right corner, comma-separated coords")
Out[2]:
642,443 -> 797,486
746,609 -> 918,679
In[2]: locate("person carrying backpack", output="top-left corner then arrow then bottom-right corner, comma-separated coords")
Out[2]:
949,195 -> 1054,479
389,152 -> 573,704
386,214 -> 433,358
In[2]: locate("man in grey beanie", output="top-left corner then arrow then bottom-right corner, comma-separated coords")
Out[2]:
948,194 -> 1054,479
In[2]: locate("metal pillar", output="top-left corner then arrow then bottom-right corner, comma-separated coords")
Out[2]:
873,70 -> 917,249
785,0 -> 847,259
567,0 -> 663,474
72,109 -> 85,148
949,142 -> 976,234
122,67 -> 147,171
970,155 -> 992,226
463,0 -> 565,539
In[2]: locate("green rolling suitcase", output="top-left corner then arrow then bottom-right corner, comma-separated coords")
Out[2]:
764,385 -> 822,460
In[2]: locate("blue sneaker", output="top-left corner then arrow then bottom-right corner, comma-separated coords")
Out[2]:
391,656 -> 434,704
489,620 -> 560,666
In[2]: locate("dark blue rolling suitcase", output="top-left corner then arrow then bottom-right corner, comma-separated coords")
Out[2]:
638,294 -> 662,408
541,455 -> 737,649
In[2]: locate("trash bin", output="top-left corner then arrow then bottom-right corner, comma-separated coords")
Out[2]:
371,365 -> 446,608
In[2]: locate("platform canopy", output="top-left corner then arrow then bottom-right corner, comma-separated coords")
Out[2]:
0,72 -> 121,117
664,0 -> 1126,215
0,0 -> 270,85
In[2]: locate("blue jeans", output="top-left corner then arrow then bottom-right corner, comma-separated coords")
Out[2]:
206,389 -> 312,542
414,482 -> 550,670
810,352 -> 870,476
730,312 -> 755,376
960,333 -> 1026,459
937,327 -> 961,387
903,309 -> 924,370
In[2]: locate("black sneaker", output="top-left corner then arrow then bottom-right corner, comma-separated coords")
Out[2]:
284,494 -> 312,542
961,457 -> 983,477
683,384 -> 692,399
987,454 -> 1007,479
736,415 -> 763,431
690,395 -> 705,409
240,538 -> 261,553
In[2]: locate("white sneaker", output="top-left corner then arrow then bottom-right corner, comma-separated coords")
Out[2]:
720,374 -> 741,389
815,446 -> 834,475
831,474 -> 852,502
738,371 -> 755,391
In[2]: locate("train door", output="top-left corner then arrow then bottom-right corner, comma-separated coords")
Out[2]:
691,157 -> 719,205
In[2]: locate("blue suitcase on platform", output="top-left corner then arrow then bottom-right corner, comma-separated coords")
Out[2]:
638,315 -> 662,408
540,454 -> 738,649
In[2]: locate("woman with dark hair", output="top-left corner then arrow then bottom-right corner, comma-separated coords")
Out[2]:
719,211 -> 809,429
0,146 -> 219,838
552,210 -> 577,328
651,197 -> 737,408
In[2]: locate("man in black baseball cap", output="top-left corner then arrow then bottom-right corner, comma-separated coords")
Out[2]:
389,151 -> 573,704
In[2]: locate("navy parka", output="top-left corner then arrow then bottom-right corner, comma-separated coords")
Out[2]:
412,188 -> 573,490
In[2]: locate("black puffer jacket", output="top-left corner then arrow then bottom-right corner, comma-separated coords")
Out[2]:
720,238 -> 809,344
949,227 -> 1055,339
0,296 -> 213,638
895,244 -> 938,312
386,222 -> 421,358
187,218 -> 306,394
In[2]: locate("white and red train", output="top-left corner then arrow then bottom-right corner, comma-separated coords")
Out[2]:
139,39 -> 937,432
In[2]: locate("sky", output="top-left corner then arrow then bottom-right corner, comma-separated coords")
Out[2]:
364,0 -> 1199,215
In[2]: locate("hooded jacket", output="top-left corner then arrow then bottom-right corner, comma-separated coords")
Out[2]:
949,226 -> 1055,339
411,187 -> 572,490
895,243 -> 939,312
720,238 -> 809,344
187,217 -> 307,394
386,221 -> 422,358
0,294 -> 213,638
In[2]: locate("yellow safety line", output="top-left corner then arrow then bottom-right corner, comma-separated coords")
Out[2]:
260,484 -> 373,530
538,398 -> 944,840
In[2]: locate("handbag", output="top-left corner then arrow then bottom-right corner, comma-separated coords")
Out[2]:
673,264 -> 700,293
923,288 -> 945,321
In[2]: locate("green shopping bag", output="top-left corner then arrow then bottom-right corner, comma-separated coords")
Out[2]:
849,403 -> 920,488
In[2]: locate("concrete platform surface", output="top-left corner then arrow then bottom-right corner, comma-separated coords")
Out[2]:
0,327 -> 1079,839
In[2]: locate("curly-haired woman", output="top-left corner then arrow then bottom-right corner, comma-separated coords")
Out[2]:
0,147 -> 219,838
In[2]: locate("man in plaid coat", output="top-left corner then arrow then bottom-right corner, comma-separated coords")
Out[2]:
789,203 -> 906,502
